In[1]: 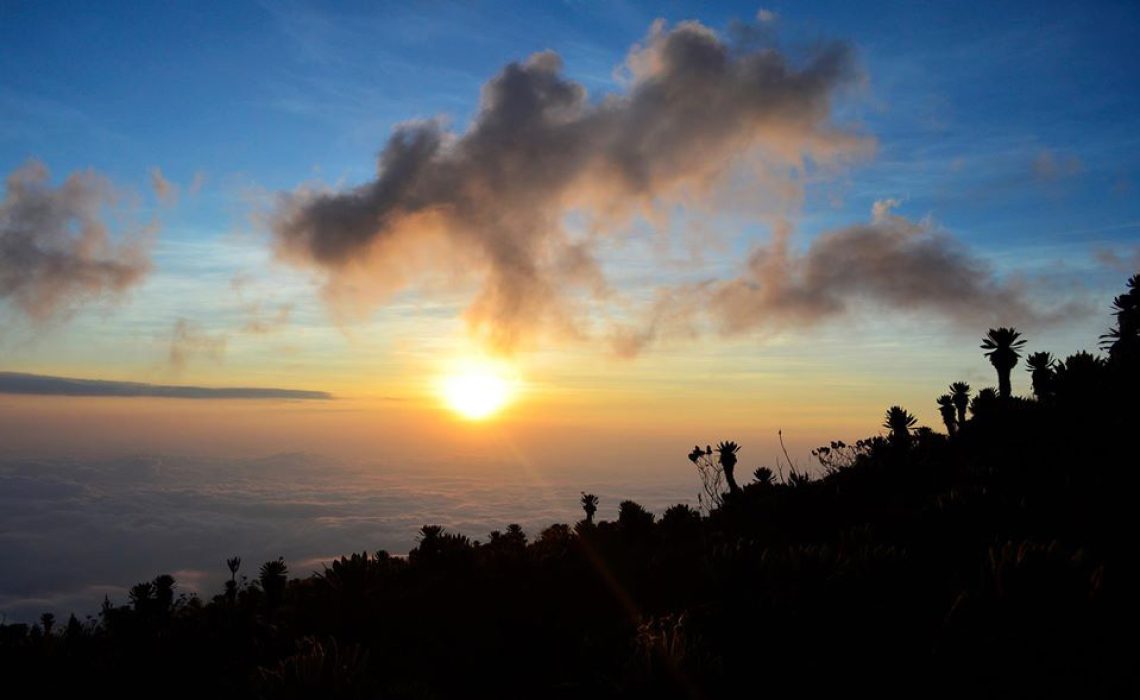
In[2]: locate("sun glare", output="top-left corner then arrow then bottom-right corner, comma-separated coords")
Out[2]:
440,366 -> 516,420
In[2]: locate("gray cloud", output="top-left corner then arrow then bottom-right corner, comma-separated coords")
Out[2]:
1093,246 -> 1140,274
711,202 -> 1084,335
272,19 -> 868,352
0,161 -> 154,322
0,371 -> 330,400
169,318 -> 227,370
241,302 -> 293,334
610,202 -> 1086,355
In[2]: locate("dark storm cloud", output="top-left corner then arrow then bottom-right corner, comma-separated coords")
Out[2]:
272,19 -> 869,351
0,161 -> 153,322
0,371 -> 330,400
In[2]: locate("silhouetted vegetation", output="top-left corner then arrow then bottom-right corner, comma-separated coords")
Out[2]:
3,275 -> 1140,698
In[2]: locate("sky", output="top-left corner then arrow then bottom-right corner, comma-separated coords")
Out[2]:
1,0 -> 1139,620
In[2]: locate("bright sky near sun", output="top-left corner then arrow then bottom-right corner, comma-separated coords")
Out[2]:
1,0 -> 1139,465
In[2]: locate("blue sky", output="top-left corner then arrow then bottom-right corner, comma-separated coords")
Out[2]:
1,0 -> 1139,418
4,1 -> 1138,233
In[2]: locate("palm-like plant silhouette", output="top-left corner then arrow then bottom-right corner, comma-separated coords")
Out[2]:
949,382 -> 971,427
225,556 -> 241,603
129,582 -> 155,612
969,387 -> 998,417
1025,352 -> 1055,400
981,327 -> 1027,398
883,406 -> 917,448
716,441 -> 741,494
259,558 -> 288,610
936,394 -> 957,435
39,613 -> 55,636
153,574 -> 175,614
580,492 -> 599,524
1100,274 -> 1139,361
1053,351 -> 1107,403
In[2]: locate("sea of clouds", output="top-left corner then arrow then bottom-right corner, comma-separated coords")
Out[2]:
0,452 -> 696,624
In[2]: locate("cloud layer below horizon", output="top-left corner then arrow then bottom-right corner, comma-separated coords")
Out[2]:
0,372 -> 330,400
0,453 -> 694,624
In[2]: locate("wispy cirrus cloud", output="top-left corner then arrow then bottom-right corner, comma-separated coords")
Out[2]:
149,167 -> 179,205
1032,148 -> 1082,182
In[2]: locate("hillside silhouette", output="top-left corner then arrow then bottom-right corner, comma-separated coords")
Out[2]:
2,274 -> 1138,698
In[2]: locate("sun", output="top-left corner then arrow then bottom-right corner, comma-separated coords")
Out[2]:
440,366 -> 516,420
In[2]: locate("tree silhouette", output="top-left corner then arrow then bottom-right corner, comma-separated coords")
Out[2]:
410,525 -> 472,566
969,387 -> 998,417
129,582 -> 154,613
1053,351 -> 1107,404
1101,273 -> 1139,361
580,493 -> 599,524
618,500 -> 654,533
259,558 -> 288,611
39,613 -> 54,637
981,327 -> 1027,398
225,556 -> 241,604
1025,352 -> 1055,401
504,523 -> 527,548
883,406 -> 917,448
716,441 -> 741,494
936,394 -> 957,435
949,382 -> 971,427
154,574 -> 175,612
64,613 -> 82,639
